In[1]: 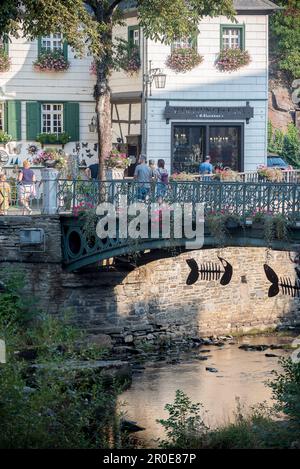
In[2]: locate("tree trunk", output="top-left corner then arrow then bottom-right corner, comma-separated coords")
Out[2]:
95,78 -> 112,182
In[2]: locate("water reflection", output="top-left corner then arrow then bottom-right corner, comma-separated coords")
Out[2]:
119,335 -> 293,447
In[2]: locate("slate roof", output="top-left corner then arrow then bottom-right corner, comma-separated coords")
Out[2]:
120,0 -> 280,12
233,0 -> 281,11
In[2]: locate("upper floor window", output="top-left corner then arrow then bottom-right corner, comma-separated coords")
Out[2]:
42,104 -> 63,134
172,33 -> 197,51
0,103 -> 4,131
41,33 -> 63,52
221,25 -> 245,50
128,26 -> 140,47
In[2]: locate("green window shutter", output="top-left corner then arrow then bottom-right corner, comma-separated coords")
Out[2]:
191,30 -> 198,50
63,41 -> 68,60
37,37 -> 42,56
64,102 -> 79,141
3,35 -> 9,55
26,102 -> 41,140
5,101 -> 21,141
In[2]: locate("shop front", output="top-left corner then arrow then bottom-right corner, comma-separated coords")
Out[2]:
164,102 -> 253,174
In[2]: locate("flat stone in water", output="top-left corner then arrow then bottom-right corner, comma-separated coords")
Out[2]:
206,367 -> 218,373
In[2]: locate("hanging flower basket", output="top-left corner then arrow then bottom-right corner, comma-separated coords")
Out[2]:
166,47 -> 203,73
0,49 -> 10,72
33,149 -> 68,170
105,149 -> 130,170
216,48 -> 251,72
33,50 -> 70,72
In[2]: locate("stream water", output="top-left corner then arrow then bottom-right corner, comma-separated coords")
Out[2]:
119,334 -> 296,447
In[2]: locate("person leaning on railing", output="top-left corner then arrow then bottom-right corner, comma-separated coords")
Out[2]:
17,160 -> 36,215
0,173 -> 11,215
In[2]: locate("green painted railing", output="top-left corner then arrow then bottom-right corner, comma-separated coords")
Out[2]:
57,179 -> 300,219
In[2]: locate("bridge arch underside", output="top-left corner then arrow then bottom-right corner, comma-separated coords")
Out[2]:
62,219 -> 300,272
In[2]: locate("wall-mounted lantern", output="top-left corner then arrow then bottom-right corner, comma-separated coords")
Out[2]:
144,61 -> 167,96
89,116 -> 97,133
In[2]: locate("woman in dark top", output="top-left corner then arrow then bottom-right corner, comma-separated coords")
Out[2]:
18,160 -> 36,214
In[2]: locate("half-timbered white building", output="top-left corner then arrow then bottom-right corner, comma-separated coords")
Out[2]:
0,0 -> 279,174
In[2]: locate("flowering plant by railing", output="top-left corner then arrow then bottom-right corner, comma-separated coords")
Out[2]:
216,48 -> 251,72
257,166 -> 284,182
73,201 -> 96,217
169,172 -> 197,181
105,149 -> 130,169
33,50 -> 70,72
0,48 -> 10,72
213,168 -> 241,182
166,47 -> 203,73
0,130 -> 12,144
33,150 -> 67,170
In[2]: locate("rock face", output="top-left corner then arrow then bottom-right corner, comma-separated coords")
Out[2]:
269,88 -> 294,132
87,334 -> 113,350
272,87 -> 293,112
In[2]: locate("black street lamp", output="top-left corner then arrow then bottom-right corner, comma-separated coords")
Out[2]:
145,61 -> 167,96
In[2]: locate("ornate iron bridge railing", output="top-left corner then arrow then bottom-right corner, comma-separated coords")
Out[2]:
57,179 -> 300,219
59,179 -> 300,271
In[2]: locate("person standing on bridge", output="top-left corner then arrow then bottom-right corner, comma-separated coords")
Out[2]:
199,156 -> 213,178
18,160 -> 36,215
134,156 -> 154,201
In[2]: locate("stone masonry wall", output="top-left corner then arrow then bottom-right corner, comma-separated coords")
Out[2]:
0,216 -> 300,343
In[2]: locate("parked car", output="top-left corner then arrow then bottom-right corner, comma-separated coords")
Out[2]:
267,154 -> 293,171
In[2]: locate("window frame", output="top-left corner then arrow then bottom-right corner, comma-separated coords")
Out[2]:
171,32 -> 198,52
41,103 -> 64,135
38,34 -> 68,60
220,24 -> 245,51
128,26 -> 140,47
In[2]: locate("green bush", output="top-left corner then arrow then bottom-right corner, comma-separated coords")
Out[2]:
282,124 -> 300,168
0,269 -> 124,449
268,121 -> 300,169
269,358 -> 300,428
157,390 -> 208,448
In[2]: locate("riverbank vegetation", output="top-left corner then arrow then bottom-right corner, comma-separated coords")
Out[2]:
0,270 -> 127,449
158,359 -> 300,449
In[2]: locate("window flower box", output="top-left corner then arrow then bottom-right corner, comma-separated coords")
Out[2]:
36,132 -> 71,148
166,47 -> 203,73
33,50 -> 70,72
216,48 -> 251,72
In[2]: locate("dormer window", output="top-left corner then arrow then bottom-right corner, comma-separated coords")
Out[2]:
41,33 -> 63,52
221,25 -> 245,50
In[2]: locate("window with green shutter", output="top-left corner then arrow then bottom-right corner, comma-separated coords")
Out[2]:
220,24 -> 245,51
26,102 -> 79,141
4,101 -> 21,141
128,26 -> 140,47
